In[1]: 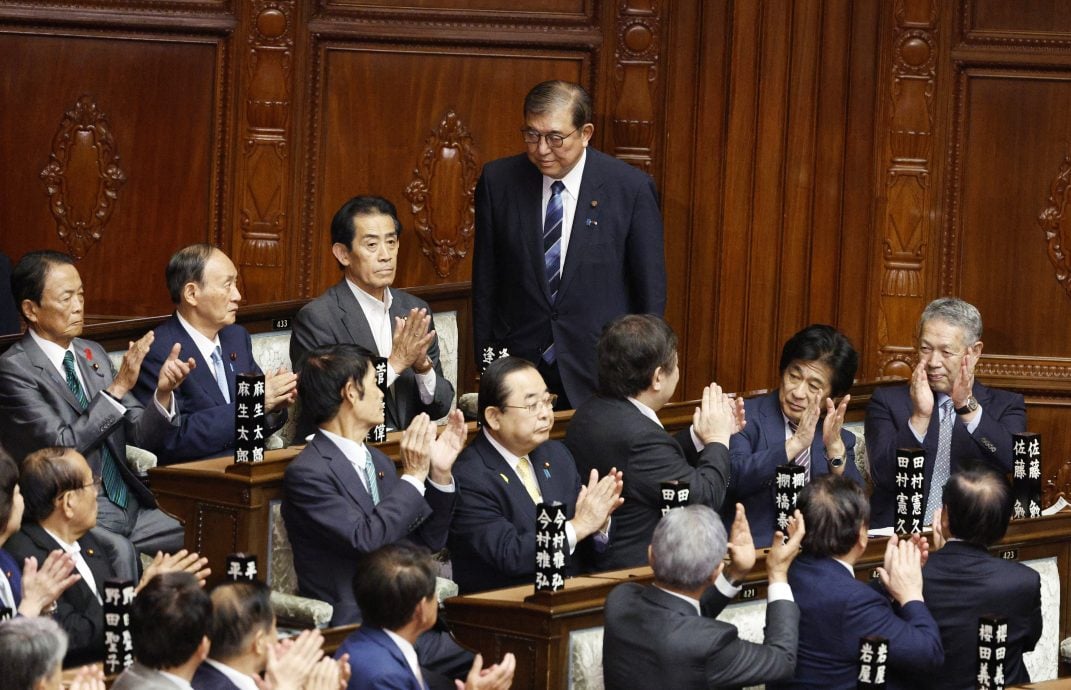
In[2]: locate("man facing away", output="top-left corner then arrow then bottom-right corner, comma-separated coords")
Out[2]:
473,79 -> 666,409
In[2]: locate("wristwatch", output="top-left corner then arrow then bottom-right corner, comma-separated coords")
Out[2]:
829,456 -> 845,469
954,396 -> 979,415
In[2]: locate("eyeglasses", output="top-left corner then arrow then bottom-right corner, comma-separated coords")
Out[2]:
501,394 -> 558,415
520,128 -> 579,149
78,477 -> 102,494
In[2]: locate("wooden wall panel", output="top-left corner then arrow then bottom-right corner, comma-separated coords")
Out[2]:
0,26 -> 229,320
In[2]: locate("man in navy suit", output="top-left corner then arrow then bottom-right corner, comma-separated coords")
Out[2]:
867,297 -> 1026,528
282,344 -> 471,683
473,80 -> 666,410
772,475 -> 943,689
290,196 -> 454,440
135,244 -> 297,463
730,325 -> 863,547
448,356 -> 622,593
336,543 -> 515,690
924,463 -> 1042,688
565,314 -> 744,570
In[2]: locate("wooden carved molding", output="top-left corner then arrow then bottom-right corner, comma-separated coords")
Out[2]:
39,95 -> 127,260
612,0 -> 661,174
403,110 -> 479,279
1043,458 -> 1071,510
1036,152 -> 1071,299
238,0 -> 295,270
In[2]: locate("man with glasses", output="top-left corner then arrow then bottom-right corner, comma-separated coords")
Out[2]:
472,80 -> 666,410
866,297 -> 1026,528
448,356 -> 622,593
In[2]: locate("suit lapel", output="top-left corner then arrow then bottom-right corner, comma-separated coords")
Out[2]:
557,152 -> 605,301
366,628 -> 425,690
477,434 -> 538,522
81,534 -> 112,592
333,282 -> 378,352
20,335 -> 83,413
316,434 -> 376,512
172,318 -> 228,404
72,339 -> 109,398
530,443 -> 569,505
518,165 -> 553,305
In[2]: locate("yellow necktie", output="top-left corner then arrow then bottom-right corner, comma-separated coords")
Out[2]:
516,456 -> 542,504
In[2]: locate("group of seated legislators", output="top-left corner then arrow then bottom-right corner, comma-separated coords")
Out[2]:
0,78 -> 1039,690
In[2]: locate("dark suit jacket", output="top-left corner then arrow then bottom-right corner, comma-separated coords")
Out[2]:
448,433 -> 582,593
922,541 -> 1042,688
336,626 -> 427,690
472,148 -> 666,407
604,582 -> 798,689
282,431 -> 455,626
289,281 -> 454,436
730,391 -> 863,547
866,382 -> 1026,528
192,661 -> 242,690
564,396 -> 730,570
5,524 -> 112,667
134,314 -> 285,463
771,553 -> 943,690
0,548 -> 22,613
0,334 -> 170,506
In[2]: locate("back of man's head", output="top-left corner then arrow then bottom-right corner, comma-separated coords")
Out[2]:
207,581 -> 274,664
942,462 -> 1012,546
19,447 -> 84,524
130,572 -> 211,671
798,474 -> 870,557
354,544 -> 437,632
0,616 -> 68,690
298,343 -> 376,427
650,505 -> 726,591
596,314 -> 678,399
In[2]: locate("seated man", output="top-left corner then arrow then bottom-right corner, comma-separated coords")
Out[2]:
0,616 -> 105,690
0,251 -> 189,575
729,324 -> 863,546
6,447 -> 209,667
134,244 -> 296,463
565,314 -> 743,569
448,356 -> 622,592
773,475 -> 943,689
336,543 -> 515,690
604,503 -> 804,689
193,580 -> 343,690
924,463 -> 1042,688
282,344 -> 471,681
290,195 -> 454,439
867,297 -> 1026,528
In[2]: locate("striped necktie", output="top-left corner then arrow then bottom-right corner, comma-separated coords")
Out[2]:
787,420 -> 811,481
362,446 -> 380,505
211,346 -> 231,403
925,398 -> 955,524
62,351 -> 127,508
542,181 -> 565,364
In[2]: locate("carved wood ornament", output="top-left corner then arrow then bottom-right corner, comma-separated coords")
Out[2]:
612,0 -> 660,174
404,110 -> 479,279
39,95 -> 127,260
1036,152 -> 1071,299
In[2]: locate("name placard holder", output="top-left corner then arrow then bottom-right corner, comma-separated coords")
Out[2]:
857,636 -> 888,688
366,356 -> 389,444
234,373 -> 266,463
659,481 -> 690,516
977,615 -> 1008,689
225,553 -> 259,582
534,503 -> 567,592
775,465 -> 806,536
102,578 -> 136,675
1012,432 -> 1042,520
894,448 -> 925,534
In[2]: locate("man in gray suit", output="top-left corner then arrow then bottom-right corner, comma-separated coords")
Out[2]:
0,251 -> 192,578
603,503 -> 805,690
290,196 -> 454,438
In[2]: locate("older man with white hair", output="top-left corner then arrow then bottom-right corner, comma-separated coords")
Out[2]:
0,617 -> 105,690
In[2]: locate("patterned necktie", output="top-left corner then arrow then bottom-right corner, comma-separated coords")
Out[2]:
211,346 -> 231,403
925,398 -> 955,525
515,455 -> 542,504
542,181 -> 565,365
62,351 -> 127,508
362,446 -> 380,505
787,420 -> 811,480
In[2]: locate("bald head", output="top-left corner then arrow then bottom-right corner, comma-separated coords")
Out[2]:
19,447 -> 90,524
206,581 -> 275,664
942,463 -> 1012,546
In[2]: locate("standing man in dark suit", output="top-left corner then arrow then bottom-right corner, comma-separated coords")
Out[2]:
867,297 -> 1026,528
282,344 -> 471,683
448,356 -> 622,593
730,324 -> 863,547
336,544 -> 515,690
134,244 -> 297,463
604,504 -> 805,690
290,195 -> 454,439
773,475 -> 943,689
924,463 -> 1042,688
565,314 -> 743,570
473,80 -> 666,409
0,251 -> 190,576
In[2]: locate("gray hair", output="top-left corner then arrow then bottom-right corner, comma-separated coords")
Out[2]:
650,505 -> 727,590
919,297 -> 982,344
523,80 -> 593,129
0,617 -> 68,690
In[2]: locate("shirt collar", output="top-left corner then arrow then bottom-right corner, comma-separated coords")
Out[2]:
346,278 -> 392,312
543,148 -> 587,198
383,629 -> 423,685
42,527 -> 81,555
832,557 -> 855,576
204,659 -> 259,690
627,397 -> 663,428
28,328 -> 76,371
175,311 -> 222,365
483,428 -> 527,472
320,428 -> 369,468
654,585 -> 701,615
158,670 -> 196,690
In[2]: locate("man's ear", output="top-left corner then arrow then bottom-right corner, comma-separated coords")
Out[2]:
19,299 -> 37,325
484,406 -> 503,432
580,122 -> 594,146
196,636 -> 211,664
181,281 -> 199,308
331,243 -> 353,268
650,366 -> 665,392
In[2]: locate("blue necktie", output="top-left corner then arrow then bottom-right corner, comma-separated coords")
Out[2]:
62,351 -> 127,508
542,180 -> 565,364
211,346 -> 231,404
363,447 -> 380,505
925,398 -> 955,524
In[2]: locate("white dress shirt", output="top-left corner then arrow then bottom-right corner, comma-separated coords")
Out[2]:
319,429 -> 453,496
384,629 -> 424,687
42,527 -> 101,604
203,658 -> 259,690
541,149 -> 588,270
627,397 -> 705,452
